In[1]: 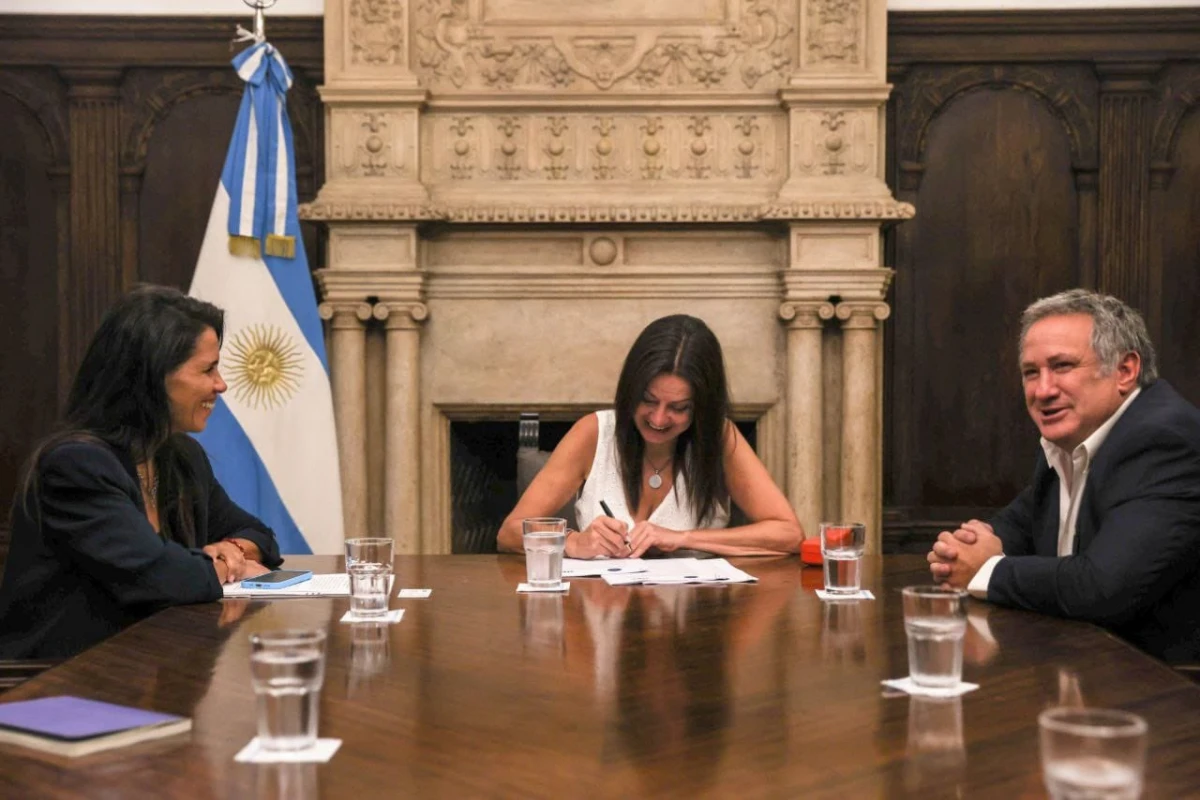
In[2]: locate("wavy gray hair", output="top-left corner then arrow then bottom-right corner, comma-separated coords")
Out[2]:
1019,289 -> 1157,387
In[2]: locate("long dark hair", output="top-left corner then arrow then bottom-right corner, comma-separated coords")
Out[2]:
613,315 -> 730,524
17,285 -> 224,546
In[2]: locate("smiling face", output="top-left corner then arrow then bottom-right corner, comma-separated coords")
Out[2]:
165,327 -> 226,434
1020,313 -> 1139,451
635,373 -> 694,447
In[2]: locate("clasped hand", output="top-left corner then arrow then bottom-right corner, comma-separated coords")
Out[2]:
926,519 -> 1002,589
203,540 -> 269,583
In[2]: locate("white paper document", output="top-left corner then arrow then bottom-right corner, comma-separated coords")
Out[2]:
599,558 -> 757,586
222,574 -> 394,599
562,558 -> 649,578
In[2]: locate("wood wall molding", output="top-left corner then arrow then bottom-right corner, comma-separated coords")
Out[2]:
0,15 -> 323,69
889,9 -> 1200,63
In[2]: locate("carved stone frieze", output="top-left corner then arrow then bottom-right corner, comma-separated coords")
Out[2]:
790,107 -> 877,178
421,112 -> 786,183
412,0 -> 795,92
804,0 -> 863,68
330,108 -> 419,180
300,198 -> 915,223
349,0 -> 407,66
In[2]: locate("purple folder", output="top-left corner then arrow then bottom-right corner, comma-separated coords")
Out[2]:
0,696 -> 185,741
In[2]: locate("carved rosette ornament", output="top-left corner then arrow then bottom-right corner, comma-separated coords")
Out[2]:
413,0 -> 795,93
349,0 -> 407,66
805,0 -> 861,67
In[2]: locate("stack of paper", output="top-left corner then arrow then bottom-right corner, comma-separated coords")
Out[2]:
562,557 -> 756,585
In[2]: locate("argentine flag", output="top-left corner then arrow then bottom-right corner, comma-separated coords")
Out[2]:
189,41 -> 344,555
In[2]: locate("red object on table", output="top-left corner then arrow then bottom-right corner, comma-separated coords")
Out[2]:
800,537 -> 823,566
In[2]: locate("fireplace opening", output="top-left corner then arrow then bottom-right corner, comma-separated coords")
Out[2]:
450,418 -> 757,553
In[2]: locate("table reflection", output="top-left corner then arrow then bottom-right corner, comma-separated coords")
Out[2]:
821,598 -> 866,664
904,695 -> 966,797
347,621 -> 391,690
255,763 -> 319,800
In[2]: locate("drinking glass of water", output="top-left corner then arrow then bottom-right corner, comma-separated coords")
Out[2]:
901,585 -> 968,688
345,537 -> 394,574
348,563 -> 390,617
522,517 -> 567,588
1039,707 -> 1147,800
249,629 -> 328,751
820,522 -> 866,594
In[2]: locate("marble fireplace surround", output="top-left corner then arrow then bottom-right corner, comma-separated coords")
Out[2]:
301,0 -> 913,554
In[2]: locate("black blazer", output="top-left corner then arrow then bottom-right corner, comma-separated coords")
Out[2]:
988,380 -> 1200,664
0,435 -> 282,658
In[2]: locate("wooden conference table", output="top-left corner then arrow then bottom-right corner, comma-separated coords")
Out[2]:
3,555 -> 1200,799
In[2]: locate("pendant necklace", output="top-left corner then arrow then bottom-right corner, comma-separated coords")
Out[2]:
646,454 -> 671,490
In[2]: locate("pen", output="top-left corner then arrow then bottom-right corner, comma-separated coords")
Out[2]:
600,500 -> 634,554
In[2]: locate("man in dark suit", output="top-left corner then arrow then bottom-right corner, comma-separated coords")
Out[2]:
928,289 -> 1200,664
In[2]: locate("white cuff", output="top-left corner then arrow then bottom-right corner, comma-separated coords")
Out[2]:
968,555 -> 1004,599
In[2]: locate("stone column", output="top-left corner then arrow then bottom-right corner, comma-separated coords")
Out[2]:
318,301 -> 373,540
836,300 -> 890,553
779,301 -> 835,538
374,302 -> 427,554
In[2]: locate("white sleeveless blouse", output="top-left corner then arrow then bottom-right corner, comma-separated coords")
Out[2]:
575,410 -> 730,532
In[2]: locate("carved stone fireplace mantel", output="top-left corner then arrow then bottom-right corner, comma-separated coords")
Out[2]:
303,0 -> 912,553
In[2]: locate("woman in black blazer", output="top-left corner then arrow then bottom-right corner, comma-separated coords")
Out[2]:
0,286 -> 282,658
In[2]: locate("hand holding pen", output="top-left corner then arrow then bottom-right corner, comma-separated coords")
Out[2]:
599,500 -> 633,556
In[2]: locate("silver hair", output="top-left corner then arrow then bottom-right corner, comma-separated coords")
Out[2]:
1019,289 -> 1157,387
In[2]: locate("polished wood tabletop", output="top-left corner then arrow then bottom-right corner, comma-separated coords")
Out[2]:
2,555 -> 1200,799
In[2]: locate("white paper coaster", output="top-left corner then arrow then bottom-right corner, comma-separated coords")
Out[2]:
816,589 -> 876,601
517,582 -> 570,593
339,609 -> 405,624
234,737 -> 342,763
397,588 -> 432,598
880,677 -> 979,698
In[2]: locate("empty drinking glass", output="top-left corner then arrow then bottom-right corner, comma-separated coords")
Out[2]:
1040,707 -> 1148,800
345,537 -> 394,574
902,586 -> 969,688
348,563 -> 390,617
820,523 -> 866,594
249,629 -> 328,751
522,517 -> 567,588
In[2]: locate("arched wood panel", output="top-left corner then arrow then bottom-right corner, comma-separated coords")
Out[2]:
137,90 -> 241,291
887,87 -> 1080,529
1158,106 -> 1200,406
0,96 -> 60,516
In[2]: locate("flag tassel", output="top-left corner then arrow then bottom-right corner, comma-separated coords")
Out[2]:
265,233 -> 296,259
229,235 -> 262,259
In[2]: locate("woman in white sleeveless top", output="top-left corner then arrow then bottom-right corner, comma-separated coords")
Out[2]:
497,315 -> 803,558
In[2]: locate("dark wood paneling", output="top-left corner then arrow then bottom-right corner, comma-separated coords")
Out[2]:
884,11 -> 1200,551
0,88 -> 62,524
893,87 -> 1081,508
1158,104 -> 1200,408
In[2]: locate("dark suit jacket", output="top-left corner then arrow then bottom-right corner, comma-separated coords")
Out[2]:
988,379 -> 1200,664
0,435 -> 282,658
